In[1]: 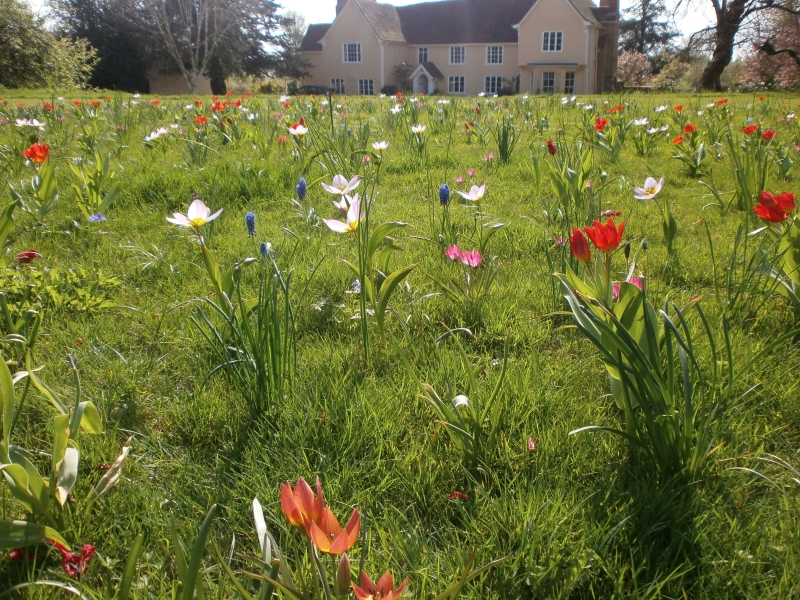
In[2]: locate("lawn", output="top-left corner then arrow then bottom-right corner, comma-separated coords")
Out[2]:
1,89 -> 800,599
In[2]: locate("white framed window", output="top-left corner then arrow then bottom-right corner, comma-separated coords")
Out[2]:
448,75 -> 465,94
485,76 -> 503,94
542,31 -> 563,52
331,78 -> 346,94
564,72 -> 575,94
486,45 -> 503,64
418,47 -> 428,63
449,46 -> 465,64
542,71 -> 555,93
343,43 -> 361,63
358,79 -> 374,95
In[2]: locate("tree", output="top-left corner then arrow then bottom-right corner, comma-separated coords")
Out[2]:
618,50 -> 653,85
132,0 -> 306,94
619,0 -> 679,65
1,0 -> 96,89
681,0 -> 800,90
742,1 -> 800,87
53,0 -> 155,91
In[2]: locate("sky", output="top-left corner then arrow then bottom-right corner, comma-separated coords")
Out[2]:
279,0 -> 717,39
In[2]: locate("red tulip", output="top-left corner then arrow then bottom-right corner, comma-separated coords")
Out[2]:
306,506 -> 360,554
743,125 -> 758,135
353,570 -> 408,600
594,117 -> 609,132
53,542 -> 96,578
22,143 -> 49,164
716,98 -> 728,105
683,123 -> 698,134
672,136 -> 684,145
762,129 -> 776,141
674,104 -> 683,112
753,191 -> 796,222
546,139 -> 557,155
569,228 -> 591,266
584,218 -> 626,254
15,249 -> 41,263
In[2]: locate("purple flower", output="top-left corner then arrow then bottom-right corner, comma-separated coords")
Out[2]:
351,279 -> 361,293
439,183 -> 450,206
89,214 -> 106,222
296,178 -> 307,200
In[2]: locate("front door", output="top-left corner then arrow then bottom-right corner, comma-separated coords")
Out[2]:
414,74 -> 428,95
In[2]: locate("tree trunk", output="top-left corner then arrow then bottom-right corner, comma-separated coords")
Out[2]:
700,0 -> 747,90
208,57 -> 227,95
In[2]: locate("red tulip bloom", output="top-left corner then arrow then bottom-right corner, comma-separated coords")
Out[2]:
672,136 -> 684,145
53,542 -> 96,578
600,209 -> 623,217
546,139 -> 557,155
762,129 -> 776,141
683,123 -> 698,134
570,227 -> 591,266
760,95 -> 766,101
716,98 -> 728,105
674,104 -> 683,112
194,116 -> 208,125
90,100 -> 101,107
594,117 -> 609,132
280,476 -> 324,529
753,190 -> 796,222
743,125 -> 758,135
150,99 -> 161,106
15,249 -> 41,263
22,143 -> 49,164
353,570 -> 408,600
42,101 -> 53,111
584,218 -> 626,254
72,99 -> 82,107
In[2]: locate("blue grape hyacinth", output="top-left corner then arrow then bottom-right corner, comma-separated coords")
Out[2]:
245,212 -> 256,237
296,178 -> 307,201
439,183 -> 450,206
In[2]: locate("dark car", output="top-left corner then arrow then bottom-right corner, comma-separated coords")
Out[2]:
293,85 -> 334,96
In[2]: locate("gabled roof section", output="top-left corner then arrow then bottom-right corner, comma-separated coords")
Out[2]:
567,0 -> 601,24
353,0 -> 406,42
412,61 -> 444,78
300,24 -> 330,51
396,0 -> 535,45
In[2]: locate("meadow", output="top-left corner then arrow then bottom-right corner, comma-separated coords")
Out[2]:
1,89 -> 800,599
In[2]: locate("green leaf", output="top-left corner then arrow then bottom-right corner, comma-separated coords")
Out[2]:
0,520 -> 68,550
0,201 -> 16,249
375,263 -> 418,338
0,355 -> 15,446
117,533 -> 144,600
367,222 -> 408,262
182,504 -> 219,600
55,446 -> 79,506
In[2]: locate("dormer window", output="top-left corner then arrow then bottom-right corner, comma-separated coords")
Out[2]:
343,43 -> 362,63
486,45 -> 503,64
418,47 -> 428,63
542,32 -> 563,52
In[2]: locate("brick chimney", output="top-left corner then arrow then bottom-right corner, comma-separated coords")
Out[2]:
599,0 -> 619,19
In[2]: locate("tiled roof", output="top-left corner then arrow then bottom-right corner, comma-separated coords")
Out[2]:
300,23 -> 330,51
354,0 -> 406,42
418,61 -> 444,78
396,0 -> 535,44
299,0 -> 607,51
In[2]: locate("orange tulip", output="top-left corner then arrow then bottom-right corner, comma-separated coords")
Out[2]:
280,476 -> 325,529
307,506 -> 360,554
22,143 -> 49,164
353,570 -> 408,600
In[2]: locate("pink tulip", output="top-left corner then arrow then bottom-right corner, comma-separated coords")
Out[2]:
446,245 -> 461,260
460,249 -> 482,268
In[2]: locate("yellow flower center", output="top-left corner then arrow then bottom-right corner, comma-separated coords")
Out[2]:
189,217 -> 207,228
346,220 -> 359,233
645,187 -> 657,195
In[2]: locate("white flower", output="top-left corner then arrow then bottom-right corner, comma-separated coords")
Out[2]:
633,118 -> 649,126
411,124 -> 426,134
288,120 -> 308,136
646,127 -> 659,134
157,127 -> 170,135
380,94 -> 386,98
15,118 -> 45,130
522,95 -> 529,100
437,99 -> 450,104
185,104 -> 194,110
633,176 -> 664,200
584,104 -> 594,110
457,184 -> 486,203
167,198 -> 223,228
280,95 -> 291,102
706,102 -> 715,108
169,123 -> 180,129
478,92 -> 486,97
696,110 -> 704,116
561,97 -> 569,104
659,125 -> 669,132
321,174 -> 360,195
452,395 -> 470,409
654,105 -> 667,112
787,113 -> 796,120
571,95 -> 577,102
390,104 -> 402,114
372,141 -> 389,151
323,194 -> 361,233
133,93 -> 141,98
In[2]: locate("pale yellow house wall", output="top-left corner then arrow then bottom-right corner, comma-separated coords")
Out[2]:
406,44 -> 520,95
516,0 -> 597,94
147,68 -> 212,96
302,0 -> 382,94
383,42 -> 409,89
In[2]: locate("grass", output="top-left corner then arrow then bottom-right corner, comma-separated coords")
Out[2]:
1,89 -> 800,598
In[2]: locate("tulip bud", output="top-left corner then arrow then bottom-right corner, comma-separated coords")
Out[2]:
623,242 -> 630,262
334,553 -> 351,596
569,228 -> 591,266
